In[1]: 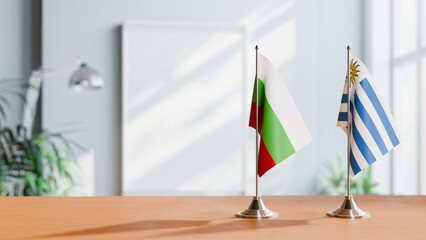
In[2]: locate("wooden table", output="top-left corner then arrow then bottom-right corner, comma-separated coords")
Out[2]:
1,196 -> 425,239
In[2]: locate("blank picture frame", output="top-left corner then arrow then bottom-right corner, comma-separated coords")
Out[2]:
121,21 -> 248,195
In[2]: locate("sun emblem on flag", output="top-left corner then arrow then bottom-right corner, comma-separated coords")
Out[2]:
349,59 -> 360,84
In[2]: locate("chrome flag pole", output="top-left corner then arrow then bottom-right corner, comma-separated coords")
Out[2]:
236,45 -> 277,219
327,46 -> 369,219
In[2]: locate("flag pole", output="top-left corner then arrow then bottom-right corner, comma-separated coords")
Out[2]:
255,45 -> 259,198
346,45 -> 351,198
236,45 -> 277,219
326,46 -> 369,219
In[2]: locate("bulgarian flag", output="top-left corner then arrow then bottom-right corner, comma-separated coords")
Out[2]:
249,53 -> 312,177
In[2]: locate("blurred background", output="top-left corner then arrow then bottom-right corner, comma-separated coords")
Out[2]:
0,0 -> 424,196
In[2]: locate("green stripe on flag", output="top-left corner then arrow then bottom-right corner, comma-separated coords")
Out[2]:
255,79 -> 296,163
251,79 -> 265,105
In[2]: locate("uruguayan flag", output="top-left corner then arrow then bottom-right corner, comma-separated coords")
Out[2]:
337,54 -> 400,176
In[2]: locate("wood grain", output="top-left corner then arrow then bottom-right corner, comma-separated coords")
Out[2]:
0,196 -> 425,239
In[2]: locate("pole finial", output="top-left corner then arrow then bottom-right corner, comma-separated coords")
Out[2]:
255,45 -> 259,50
347,45 -> 351,51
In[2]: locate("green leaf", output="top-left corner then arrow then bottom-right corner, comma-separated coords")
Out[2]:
0,96 -> 11,108
0,105 -> 6,123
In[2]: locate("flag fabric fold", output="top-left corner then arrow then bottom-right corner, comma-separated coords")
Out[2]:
337,54 -> 400,176
249,54 -> 311,177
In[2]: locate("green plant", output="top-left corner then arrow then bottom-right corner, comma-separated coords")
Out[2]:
0,78 -> 81,196
319,156 -> 378,195
0,125 -> 83,196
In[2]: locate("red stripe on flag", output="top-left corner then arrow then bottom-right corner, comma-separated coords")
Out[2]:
258,139 -> 276,177
250,102 -> 275,177
249,102 -> 263,134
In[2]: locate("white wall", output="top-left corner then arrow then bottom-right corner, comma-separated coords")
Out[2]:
42,0 -> 363,195
0,0 -> 32,127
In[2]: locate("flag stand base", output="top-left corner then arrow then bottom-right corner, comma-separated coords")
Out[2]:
327,195 -> 370,219
236,196 -> 278,219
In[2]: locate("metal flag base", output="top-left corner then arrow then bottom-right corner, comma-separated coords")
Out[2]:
327,195 -> 370,219
236,196 -> 278,219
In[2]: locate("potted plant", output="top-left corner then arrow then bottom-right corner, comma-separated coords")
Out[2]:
0,78 -> 80,196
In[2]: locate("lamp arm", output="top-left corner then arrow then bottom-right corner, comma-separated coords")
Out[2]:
22,72 -> 42,137
21,59 -> 81,137
34,59 -> 82,77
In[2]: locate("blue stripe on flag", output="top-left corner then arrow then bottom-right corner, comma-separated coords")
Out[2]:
341,94 -> 348,103
354,91 -> 388,155
360,78 -> 400,147
338,112 -> 348,121
350,150 -> 361,175
351,102 -> 376,165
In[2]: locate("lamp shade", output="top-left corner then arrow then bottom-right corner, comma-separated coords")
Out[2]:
69,63 -> 104,90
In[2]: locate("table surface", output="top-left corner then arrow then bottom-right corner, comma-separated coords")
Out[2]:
1,196 -> 425,240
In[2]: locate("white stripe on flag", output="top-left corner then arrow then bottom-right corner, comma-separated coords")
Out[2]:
337,79 -> 349,134
352,101 -> 383,160
360,76 -> 400,142
258,53 -> 312,150
350,134 -> 370,175
355,82 -> 394,150
349,167 -> 355,177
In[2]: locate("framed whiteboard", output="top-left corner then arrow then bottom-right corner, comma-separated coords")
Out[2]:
121,21 -> 248,195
